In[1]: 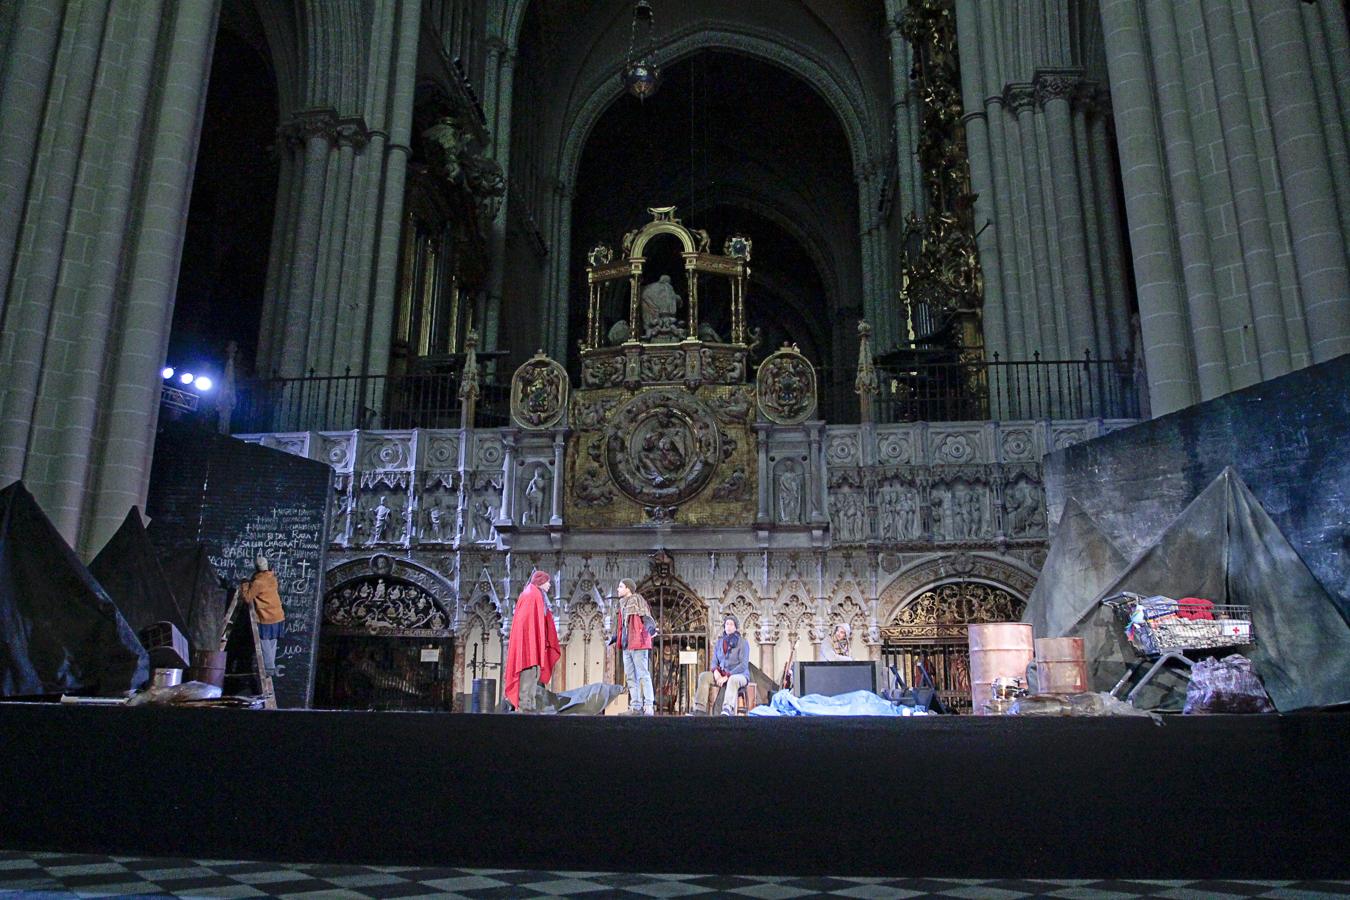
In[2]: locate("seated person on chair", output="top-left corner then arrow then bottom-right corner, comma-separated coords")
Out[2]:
818,623 -> 853,662
694,614 -> 750,715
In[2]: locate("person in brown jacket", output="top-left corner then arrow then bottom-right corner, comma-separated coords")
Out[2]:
241,556 -> 285,677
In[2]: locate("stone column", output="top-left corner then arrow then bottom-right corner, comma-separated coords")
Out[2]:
1037,69 -> 1097,360
1008,85 -> 1061,360
362,0 -> 421,379
1100,0 -> 1198,414
755,424 -> 771,524
86,0 -> 222,553
954,0 -> 1007,362
1145,0 -> 1230,399
485,46 -> 517,355
1251,0 -> 1350,363
278,115 -> 335,378
1070,87 -> 1113,362
0,0 -> 63,300
42,0 -> 167,537
550,430 -> 565,527
0,0 -> 112,487
1202,0 -> 1291,379
1086,98 -> 1133,362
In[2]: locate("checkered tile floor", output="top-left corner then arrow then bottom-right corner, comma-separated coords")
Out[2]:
2,852 -> 1348,898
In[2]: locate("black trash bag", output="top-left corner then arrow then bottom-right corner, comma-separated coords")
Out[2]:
1183,654 -> 1275,714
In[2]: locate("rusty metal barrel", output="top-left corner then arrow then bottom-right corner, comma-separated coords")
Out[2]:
968,622 -> 1034,715
1027,636 -> 1088,694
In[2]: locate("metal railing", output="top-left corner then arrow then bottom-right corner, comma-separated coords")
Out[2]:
231,371 -> 509,434
820,351 -> 1142,424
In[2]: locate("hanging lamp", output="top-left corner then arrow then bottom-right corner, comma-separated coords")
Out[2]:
621,0 -> 661,100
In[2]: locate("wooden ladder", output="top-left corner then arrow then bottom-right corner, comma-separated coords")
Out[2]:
219,588 -> 277,710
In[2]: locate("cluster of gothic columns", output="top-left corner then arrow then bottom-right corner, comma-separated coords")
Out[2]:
0,0 -> 220,556
255,2 -> 422,382
1100,0 -> 1350,415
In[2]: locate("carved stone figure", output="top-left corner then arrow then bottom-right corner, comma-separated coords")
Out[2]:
898,488 -> 919,539
930,487 -> 948,540
842,492 -> 866,542
712,466 -> 747,500
369,495 -> 393,545
951,483 -> 969,539
778,468 -> 803,524
425,500 -> 448,543
1006,479 -> 1041,536
697,321 -> 721,343
640,274 -> 682,341
607,319 -> 630,345
523,464 -> 549,525
877,487 -> 898,541
330,492 -> 352,544
962,484 -> 985,537
472,498 -> 497,542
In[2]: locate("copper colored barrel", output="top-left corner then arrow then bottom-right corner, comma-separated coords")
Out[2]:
1029,636 -> 1088,694
968,623 -> 1034,715
189,650 -> 227,687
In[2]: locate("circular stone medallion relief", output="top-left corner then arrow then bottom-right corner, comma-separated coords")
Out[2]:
604,390 -> 721,507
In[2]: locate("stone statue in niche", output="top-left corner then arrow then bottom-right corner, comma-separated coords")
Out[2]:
877,486 -> 897,540
843,492 -> 866,542
897,487 -> 920,540
777,466 -> 803,524
423,497 -> 449,543
962,484 -> 985,538
1005,478 -> 1042,536
330,491 -> 352,544
951,483 -> 970,539
930,486 -> 949,541
369,495 -> 394,545
472,498 -> 497,543
522,464 -> 550,525
640,274 -> 683,342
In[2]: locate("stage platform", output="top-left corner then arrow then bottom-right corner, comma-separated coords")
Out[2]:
2,704 -> 1347,879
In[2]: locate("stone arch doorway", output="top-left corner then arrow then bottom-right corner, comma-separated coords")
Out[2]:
877,554 -> 1034,714
314,556 -> 457,711
635,552 -> 709,714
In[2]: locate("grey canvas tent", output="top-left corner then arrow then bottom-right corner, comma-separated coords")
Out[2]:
1054,468 -> 1350,712
0,482 -> 148,697
1022,498 -> 1128,642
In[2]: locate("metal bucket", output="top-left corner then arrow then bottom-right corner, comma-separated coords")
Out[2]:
188,650 -> 227,687
150,668 -> 183,688
471,678 -> 497,713
968,622 -> 1034,715
1026,637 -> 1088,694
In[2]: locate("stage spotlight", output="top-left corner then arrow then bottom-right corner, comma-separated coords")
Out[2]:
162,366 -> 175,379
194,375 -> 213,391
179,372 -> 194,384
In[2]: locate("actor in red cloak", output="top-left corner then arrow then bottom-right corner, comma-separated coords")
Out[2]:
504,571 -> 561,711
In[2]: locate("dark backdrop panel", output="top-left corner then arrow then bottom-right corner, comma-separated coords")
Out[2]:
145,423 -> 330,708
1,705 -> 1347,879
1044,354 -> 1350,615
798,660 -> 876,696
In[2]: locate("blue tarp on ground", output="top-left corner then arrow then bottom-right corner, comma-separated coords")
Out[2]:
748,689 -> 930,716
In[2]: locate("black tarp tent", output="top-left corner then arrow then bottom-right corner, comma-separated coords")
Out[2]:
1030,468 -> 1350,712
89,507 -> 188,640
158,543 -> 229,653
0,482 -> 148,696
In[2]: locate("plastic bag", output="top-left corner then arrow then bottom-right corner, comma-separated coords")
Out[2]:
1183,654 -> 1275,714
1008,691 -> 1162,723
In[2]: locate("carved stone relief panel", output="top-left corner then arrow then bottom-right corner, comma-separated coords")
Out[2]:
875,426 -> 917,465
320,432 -> 357,474
756,345 -> 817,424
826,429 -> 861,467
355,471 -> 411,546
997,426 -> 1037,464
928,426 -> 987,466
929,478 -> 990,541
875,478 -> 922,542
261,432 -> 314,458
473,433 -> 504,470
829,489 -> 868,544
467,473 -> 502,543
359,432 -> 414,472
419,430 -> 460,470
1050,424 -> 1091,452
510,353 -> 568,430
1002,472 -> 1046,537
418,471 -> 459,544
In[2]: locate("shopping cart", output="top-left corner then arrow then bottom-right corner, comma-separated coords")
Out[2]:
1102,592 -> 1256,705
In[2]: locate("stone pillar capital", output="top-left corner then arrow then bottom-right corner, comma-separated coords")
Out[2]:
1034,68 -> 1083,107
1002,83 -> 1036,113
